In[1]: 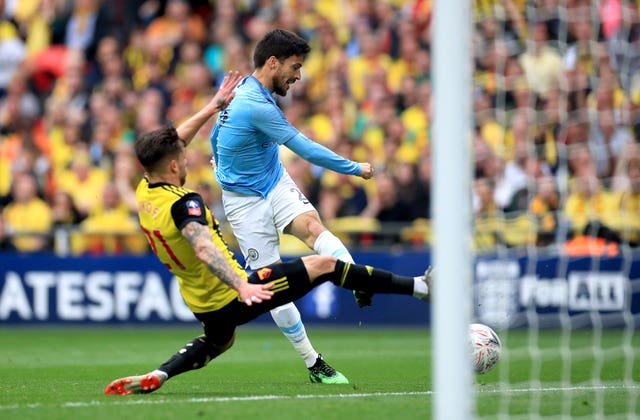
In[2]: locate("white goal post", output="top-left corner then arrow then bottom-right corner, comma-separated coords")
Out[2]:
432,0 -> 474,419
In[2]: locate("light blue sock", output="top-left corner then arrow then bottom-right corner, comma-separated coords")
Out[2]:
270,302 -> 318,368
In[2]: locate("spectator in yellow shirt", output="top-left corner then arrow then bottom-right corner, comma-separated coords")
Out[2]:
518,20 -> 564,100
608,145 -> 640,246
303,17 -> 346,103
387,31 -> 423,93
80,182 -> 145,255
55,146 -> 108,217
347,28 -> 392,104
2,173 -> 52,252
564,145 -> 617,237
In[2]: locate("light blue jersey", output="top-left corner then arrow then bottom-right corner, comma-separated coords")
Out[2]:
210,75 -> 361,198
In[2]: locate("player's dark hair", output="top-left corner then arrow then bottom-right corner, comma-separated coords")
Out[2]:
135,126 -> 183,173
253,29 -> 310,68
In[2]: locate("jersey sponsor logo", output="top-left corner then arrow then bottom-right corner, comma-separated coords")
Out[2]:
186,199 -> 202,216
256,267 -> 272,281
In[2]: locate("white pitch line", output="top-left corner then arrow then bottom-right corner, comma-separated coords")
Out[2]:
1,385 -> 638,411
476,384 -> 640,394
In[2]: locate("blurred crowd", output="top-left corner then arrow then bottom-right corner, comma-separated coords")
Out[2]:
0,0 -> 638,256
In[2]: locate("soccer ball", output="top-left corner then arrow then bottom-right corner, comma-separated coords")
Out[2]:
469,323 -> 501,374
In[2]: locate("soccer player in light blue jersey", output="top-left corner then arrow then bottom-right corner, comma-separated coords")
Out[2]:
210,29 -> 375,384
103,72 -> 431,395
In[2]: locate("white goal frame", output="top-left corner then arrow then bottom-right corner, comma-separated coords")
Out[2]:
432,0 -> 474,419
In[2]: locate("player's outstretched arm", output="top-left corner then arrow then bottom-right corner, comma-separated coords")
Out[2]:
181,221 -> 273,305
285,133 -> 374,179
177,70 -> 242,146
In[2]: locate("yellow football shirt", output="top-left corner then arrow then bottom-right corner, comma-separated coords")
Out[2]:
136,177 -> 244,313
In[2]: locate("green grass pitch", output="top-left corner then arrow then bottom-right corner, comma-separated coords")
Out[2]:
0,326 -> 638,419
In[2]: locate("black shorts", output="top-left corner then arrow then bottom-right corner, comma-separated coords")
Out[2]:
193,258 -> 313,345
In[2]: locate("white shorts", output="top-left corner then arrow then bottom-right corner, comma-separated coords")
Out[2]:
221,171 -> 316,269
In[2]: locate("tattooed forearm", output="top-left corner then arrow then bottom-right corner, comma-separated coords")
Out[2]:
181,221 -> 244,291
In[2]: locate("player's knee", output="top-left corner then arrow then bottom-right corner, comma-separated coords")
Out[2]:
308,220 -> 326,239
210,338 -> 234,358
288,212 -> 325,243
197,339 -> 231,367
320,254 -> 338,270
303,254 -> 338,284
200,330 -> 236,365
209,331 -> 235,354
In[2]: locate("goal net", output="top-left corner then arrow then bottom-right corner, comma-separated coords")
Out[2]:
468,1 -> 640,417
